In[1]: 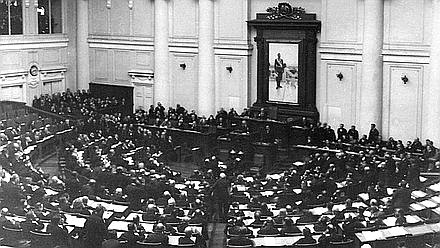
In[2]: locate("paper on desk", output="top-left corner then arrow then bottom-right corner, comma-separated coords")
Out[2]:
292,189 -> 302,194
310,207 -> 327,216
353,202 -> 368,208
387,188 -> 397,195
358,193 -> 369,202
103,211 -> 113,220
44,188 -> 59,196
236,185 -> 247,192
410,203 -> 425,211
64,214 -> 86,228
419,200 -> 437,209
431,196 -> 440,204
261,191 -> 274,197
382,226 -> 409,238
108,220 -> 130,231
139,223 -> 154,233
411,190 -> 428,199
405,224 -> 433,236
429,183 -> 440,192
66,226 -> 75,233
406,215 -> 422,224
383,217 -> 397,227
361,230 -> 385,242
244,177 -> 254,182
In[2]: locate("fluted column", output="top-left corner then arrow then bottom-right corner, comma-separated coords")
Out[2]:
424,0 -> 440,143
359,0 -> 384,134
77,0 -> 90,90
198,0 -> 215,116
154,0 -> 170,106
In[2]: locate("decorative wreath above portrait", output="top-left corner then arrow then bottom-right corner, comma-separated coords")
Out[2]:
266,2 -> 305,20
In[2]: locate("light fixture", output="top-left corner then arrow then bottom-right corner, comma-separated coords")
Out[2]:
336,72 -> 343,81
401,75 -> 409,84
179,63 -> 186,70
226,66 -> 233,73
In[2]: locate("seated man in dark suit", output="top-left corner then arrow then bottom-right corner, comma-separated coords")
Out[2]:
280,218 -> 301,235
257,218 -> 280,236
178,227 -> 195,245
228,226 -> 255,247
144,223 -> 169,246
250,211 -> 264,228
295,227 -> 316,245
142,204 -> 160,221
228,218 -> 252,236
296,210 -> 318,224
119,223 -> 141,247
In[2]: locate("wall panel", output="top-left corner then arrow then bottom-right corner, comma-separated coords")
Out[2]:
90,0 -> 109,35
217,0 -> 245,40
111,0 -> 130,36
41,49 -> 61,65
135,52 -> 153,70
324,63 -> 357,127
171,54 -> 198,111
323,0 -> 358,43
172,0 -> 197,38
0,51 -> 22,70
114,50 -> 131,83
133,0 -> 153,37
383,65 -> 423,140
217,57 -> 246,111
94,49 -> 109,81
387,0 -> 424,44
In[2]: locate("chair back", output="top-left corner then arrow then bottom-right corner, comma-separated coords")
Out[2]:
329,239 -> 354,248
284,232 -> 302,236
295,243 -> 318,248
119,239 -> 129,248
136,241 -> 164,248
258,233 -> 280,237
2,226 -> 23,246
227,245 -> 253,248
29,230 -> 52,248
176,244 -> 195,248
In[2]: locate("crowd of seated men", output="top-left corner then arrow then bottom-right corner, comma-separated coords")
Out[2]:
127,103 -> 274,133
222,156 -> 426,247
32,88 -> 126,117
0,102 -> 229,247
2,92 -> 439,248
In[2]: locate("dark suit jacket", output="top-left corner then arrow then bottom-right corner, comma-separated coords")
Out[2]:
83,214 -> 107,248
391,187 -> 412,209
119,231 -> 141,247
145,232 -> 169,246
178,236 -> 195,245
228,236 -> 254,246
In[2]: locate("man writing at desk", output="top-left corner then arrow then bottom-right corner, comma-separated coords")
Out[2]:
274,53 -> 286,89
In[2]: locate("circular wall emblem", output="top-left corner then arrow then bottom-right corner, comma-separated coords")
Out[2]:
29,65 -> 39,77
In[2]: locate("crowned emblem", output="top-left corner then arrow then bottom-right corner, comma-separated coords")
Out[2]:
266,2 -> 305,20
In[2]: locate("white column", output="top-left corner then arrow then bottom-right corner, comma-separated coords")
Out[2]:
154,0 -> 170,107
359,0 -> 384,135
424,0 -> 440,143
77,0 -> 90,90
198,0 -> 215,116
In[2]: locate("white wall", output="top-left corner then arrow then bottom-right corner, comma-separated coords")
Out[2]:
84,0 -> 434,142
0,0 -> 76,105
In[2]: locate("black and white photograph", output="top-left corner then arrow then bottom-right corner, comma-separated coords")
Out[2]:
0,1 -> 438,248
